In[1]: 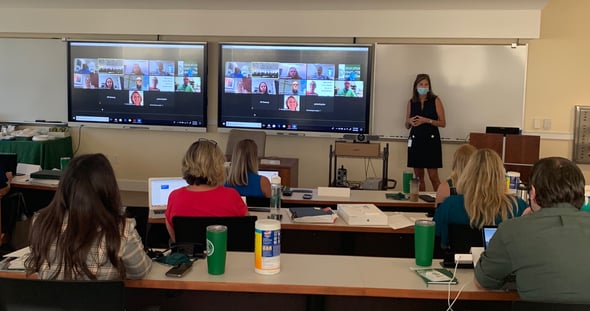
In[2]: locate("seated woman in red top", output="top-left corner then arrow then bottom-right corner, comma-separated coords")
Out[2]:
165,138 -> 248,242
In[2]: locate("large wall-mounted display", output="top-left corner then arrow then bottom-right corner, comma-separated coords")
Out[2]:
218,43 -> 373,136
67,41 -> 207,131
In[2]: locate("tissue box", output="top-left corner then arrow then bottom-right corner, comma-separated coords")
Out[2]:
337,204 -> 388,226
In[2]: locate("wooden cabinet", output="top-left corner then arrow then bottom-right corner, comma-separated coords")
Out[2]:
259,157 -> 299,187
469,133 -> 540,183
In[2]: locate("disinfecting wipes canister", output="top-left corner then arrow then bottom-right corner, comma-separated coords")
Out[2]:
254,219 -> 281,275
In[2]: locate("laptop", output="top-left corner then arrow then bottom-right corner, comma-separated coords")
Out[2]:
482,225 -> 498,249
148,177 -> 188,218
258,170 -> 278,180
0,153 -> 17,176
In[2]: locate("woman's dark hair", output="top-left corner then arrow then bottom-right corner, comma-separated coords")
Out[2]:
258,82 -> 268,94
411,73 -> 437,102
530,157 -> 585,209
25,153 -> 126,279
105,77 -> 114,89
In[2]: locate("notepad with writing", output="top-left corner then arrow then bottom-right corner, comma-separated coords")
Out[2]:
288,207 -> 337,223
412,268 -> 458,285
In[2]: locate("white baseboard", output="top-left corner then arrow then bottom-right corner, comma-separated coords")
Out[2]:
118,179 -> 147,192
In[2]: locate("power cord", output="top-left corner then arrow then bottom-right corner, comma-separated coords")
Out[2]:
72,124 -> 84,155
445,261 -> 470,311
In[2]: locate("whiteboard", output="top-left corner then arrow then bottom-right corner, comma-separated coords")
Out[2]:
0,38 -> 67,122
371,44 -> 527,141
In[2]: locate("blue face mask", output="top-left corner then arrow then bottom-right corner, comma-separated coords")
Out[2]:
417,87 -> 429,95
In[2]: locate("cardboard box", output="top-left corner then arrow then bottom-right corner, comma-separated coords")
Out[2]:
334,142 -> 380,157
337,204 -> 388,226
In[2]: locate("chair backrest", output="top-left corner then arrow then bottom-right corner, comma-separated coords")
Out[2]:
172,215 -> 257,252
512,301 -> 590,311
225,129 -> 266,161
245,196 -> 271,208
124,205 -> 149,249
0,277 -> 125,311
448,223 -> 483,254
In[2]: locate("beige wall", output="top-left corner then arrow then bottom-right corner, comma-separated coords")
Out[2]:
526,0 -> 590,180
5,0 -> 589,190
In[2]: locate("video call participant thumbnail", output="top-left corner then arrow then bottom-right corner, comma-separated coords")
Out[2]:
130,91 -> 143,106
284,95 -> 300,111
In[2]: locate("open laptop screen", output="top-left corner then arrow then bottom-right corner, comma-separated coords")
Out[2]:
258,170 -> 278,181
148,177 -> 188,217
482,226 -> 498,249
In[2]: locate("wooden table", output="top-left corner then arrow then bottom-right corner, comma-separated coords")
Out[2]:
282,189 -> 436,212
0,252 -> 519,310
149,210 -> 435,258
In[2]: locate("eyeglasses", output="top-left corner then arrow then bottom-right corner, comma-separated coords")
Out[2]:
197,138 -> 217,146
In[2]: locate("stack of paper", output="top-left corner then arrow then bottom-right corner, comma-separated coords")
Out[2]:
388,213 -> 416,229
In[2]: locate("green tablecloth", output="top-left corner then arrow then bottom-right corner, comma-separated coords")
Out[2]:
0,136 -> 73,170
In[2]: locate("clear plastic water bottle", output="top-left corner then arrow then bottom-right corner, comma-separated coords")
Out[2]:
269,175 -> 282,220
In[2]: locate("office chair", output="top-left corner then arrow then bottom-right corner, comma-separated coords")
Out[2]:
172,216 -> 257,254
225,129 -> 266,161
447,223 -> 483,254
245,196 -> 271,208
0,276 -> 125,311
124,205 -> 149,250
441,224 -> 483,267
512,301 -> 590,311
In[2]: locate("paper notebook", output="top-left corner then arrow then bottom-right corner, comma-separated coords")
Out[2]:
288,207 -> 337,223
412,267 -> 458,286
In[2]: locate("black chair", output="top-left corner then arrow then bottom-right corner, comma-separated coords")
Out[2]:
448,223 -> 483,254
124,205 -> 149,249
0,276 -> 125,311
441,224 -> 483,267
512,301 -> 590,311
245,196 -> 271,208
172,216 -> 257,254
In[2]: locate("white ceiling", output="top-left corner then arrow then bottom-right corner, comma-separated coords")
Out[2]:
0,0 -> 549,10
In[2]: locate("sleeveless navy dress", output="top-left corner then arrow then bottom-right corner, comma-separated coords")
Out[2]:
407,96 -> 442,168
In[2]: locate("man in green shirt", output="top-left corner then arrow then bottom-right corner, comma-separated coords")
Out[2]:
336,81 -> 355,97
177,76 -> 194,92
475,157 -> 590,304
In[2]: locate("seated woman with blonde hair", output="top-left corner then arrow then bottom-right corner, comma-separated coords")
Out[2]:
165,139 -> 247,242
435,144 -> 477,205
225,139 -> 271,198
434,148 -> 527,248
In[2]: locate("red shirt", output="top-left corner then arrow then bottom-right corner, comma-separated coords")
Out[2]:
165,186 -> 247,227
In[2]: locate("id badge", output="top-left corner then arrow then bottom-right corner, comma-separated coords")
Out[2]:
408,138 -> 412,147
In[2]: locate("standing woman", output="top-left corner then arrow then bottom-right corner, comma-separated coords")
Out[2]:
405,73 -> 446,191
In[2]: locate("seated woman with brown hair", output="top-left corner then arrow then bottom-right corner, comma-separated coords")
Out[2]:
225,139 -> 271,198
25,154 -> 152,280
434,148 -> 527,248
165,139 -> 247,242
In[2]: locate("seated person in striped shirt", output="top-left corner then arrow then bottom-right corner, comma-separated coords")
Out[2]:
25,154 -> 152,280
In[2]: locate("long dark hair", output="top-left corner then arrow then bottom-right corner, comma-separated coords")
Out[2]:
25,153 -> 126,279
